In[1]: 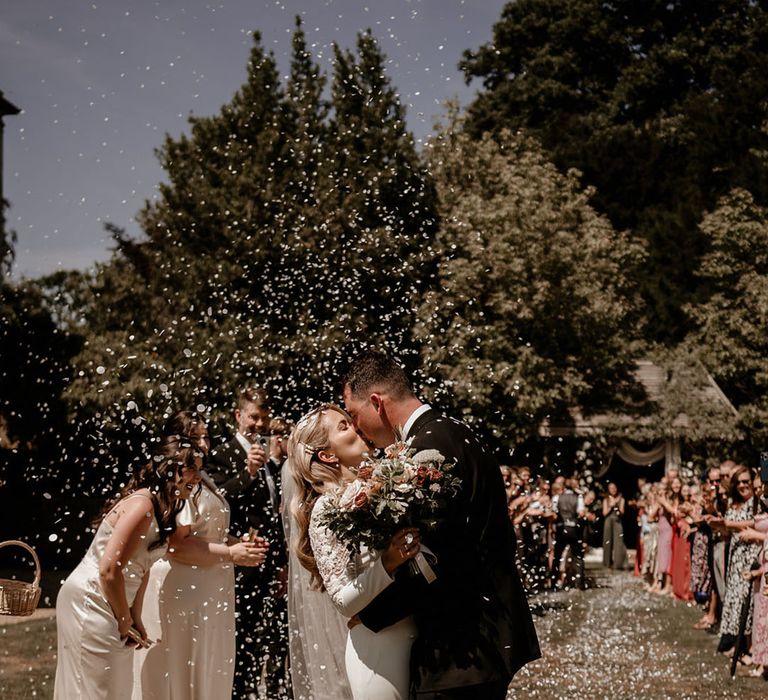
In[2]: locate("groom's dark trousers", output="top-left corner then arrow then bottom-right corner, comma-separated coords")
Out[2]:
415,680 -> 509,699
357,409 -> 540,697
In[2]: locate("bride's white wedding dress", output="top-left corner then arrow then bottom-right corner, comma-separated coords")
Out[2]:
309,493 -> 417,700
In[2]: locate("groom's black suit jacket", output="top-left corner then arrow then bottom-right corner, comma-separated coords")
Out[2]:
358,409 -> 540,693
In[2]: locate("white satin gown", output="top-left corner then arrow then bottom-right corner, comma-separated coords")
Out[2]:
309,494 -> 417,700
133,473 -> 235,699
54,494 -> 167,700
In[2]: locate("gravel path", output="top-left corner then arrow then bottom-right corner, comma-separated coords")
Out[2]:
509,571 -> 765,699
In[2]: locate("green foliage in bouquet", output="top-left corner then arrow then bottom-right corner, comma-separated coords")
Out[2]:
316,444 -> 462,554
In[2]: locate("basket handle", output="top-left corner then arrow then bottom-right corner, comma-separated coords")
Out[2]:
0,540 -> 41,588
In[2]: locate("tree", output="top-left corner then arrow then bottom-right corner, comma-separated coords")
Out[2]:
0,200 -> 14,284
60,24 -> 438,438
686,188 -> 768,446
415,117 -> 646,444
461,0 -> 768,340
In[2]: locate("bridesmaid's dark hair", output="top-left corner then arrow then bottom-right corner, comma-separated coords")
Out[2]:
163,410 -> 209,450
94,434 -> 201,549
162,409 -> 209,510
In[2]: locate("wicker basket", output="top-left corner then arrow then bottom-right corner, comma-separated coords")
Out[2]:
0,540 -> 42,616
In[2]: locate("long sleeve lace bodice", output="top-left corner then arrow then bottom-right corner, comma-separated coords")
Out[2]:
309,493 -> 394,618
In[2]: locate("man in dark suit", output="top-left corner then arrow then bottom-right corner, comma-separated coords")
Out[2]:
207,387 -> 289,700
343,351 -> 540,699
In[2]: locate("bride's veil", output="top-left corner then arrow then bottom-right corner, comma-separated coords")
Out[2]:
281,460 -> 353,700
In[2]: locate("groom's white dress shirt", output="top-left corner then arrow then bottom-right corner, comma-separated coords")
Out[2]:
401,403 -> 431,442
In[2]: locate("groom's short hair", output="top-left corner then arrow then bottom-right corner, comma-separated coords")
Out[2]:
343,350 -> 413,400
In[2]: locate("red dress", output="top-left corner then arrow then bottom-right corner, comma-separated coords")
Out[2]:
634,504 -> 646,577
671,517 -> 693,601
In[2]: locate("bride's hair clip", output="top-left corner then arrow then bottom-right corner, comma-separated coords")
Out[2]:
297,441 -> 316,457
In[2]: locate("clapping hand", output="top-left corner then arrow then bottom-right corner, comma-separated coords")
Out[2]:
741,567 -> 763,582
737,528 -> 765,544
230,534 -> 269,566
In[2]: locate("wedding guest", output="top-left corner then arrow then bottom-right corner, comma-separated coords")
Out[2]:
552,476 -> 585,589
270,416 -> 293,480
517,465 -> 533,493
712,466 -> 760,656
505,468 -> 532,586
551,475 -> 566,498
706,465 -> 730,617
653,477 -> 681,595
500,465 -> 518,504
581,488 -> 600,553
208,387 -> 290,699
524,477 -> 556,591
54,435 -> 202,700
641,485 -> 659,587
602,482 -> 628,570
671,481 -> 694,602
689,474 -> 716,628
133,411 -> 267,700
631,478 -> 648,577
736,484 -> 768,679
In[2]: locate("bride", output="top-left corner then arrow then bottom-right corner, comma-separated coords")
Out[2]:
287,404 -> 420,700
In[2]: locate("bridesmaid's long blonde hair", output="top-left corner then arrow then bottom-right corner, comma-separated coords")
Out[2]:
287,404 -> 349,591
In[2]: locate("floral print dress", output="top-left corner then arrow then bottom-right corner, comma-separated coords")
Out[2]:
718,500 -> 760,648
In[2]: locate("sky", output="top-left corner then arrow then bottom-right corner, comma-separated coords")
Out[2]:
0,0 -> 507,279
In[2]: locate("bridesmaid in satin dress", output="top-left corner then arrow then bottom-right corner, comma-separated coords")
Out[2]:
54,435 -> 204,700
133,411 -> 267,699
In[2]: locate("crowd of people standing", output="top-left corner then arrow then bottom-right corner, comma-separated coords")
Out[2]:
502,458 -> 768,680
636,460 -> 768,678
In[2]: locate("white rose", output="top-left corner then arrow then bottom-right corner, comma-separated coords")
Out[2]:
339,480 -> 366,511
411,449 -> 446,465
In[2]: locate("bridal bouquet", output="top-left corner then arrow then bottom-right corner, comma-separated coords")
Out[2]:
316,442 -> 462,576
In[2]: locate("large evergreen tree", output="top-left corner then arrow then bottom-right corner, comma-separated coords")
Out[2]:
62,24 -> 438,437
415,118 -> 646,444
461,0 -> 768,340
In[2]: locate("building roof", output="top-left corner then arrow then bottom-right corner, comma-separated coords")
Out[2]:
538,359 -> 740,441
0,91 -> 21,117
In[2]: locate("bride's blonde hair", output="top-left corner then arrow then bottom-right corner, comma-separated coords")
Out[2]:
287,403 -> 349,591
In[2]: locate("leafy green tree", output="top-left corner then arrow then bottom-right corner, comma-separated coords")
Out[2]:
0,202 -> 14,283
461,0 -> 768,340
686,188 -> 768,446
415,118 -> 646,444
60,24 -> 438,437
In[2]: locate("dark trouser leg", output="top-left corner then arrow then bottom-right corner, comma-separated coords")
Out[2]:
414,680 -> 510,700
232,571 -> 265,699
551,533 -> 567,587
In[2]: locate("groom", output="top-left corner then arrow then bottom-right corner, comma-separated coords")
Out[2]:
343,350 -> 540,699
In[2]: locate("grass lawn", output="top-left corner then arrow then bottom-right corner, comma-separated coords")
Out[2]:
0,616 -> 56,700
